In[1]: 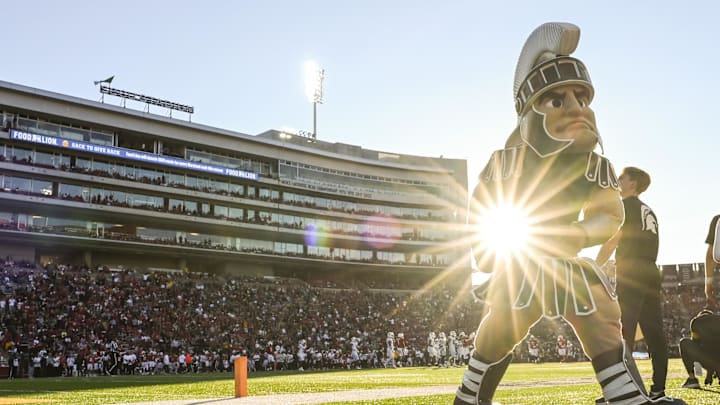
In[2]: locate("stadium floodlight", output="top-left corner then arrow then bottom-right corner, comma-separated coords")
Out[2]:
304,60 -> 325,139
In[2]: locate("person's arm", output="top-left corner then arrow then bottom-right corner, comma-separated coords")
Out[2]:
574,186 -> 624,252
596,229 -> 622,267
547,186 -> 623,258
706,244 -> 717,307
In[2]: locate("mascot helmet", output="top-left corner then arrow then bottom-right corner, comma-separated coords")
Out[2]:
513,23 -> 593,116
508,22 -> 602,157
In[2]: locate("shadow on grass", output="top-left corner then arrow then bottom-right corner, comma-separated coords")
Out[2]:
698,386 -> 720,395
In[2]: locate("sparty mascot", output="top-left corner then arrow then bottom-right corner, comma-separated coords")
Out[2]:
453,22 -> 686,405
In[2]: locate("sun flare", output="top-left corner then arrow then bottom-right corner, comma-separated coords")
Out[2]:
477,204 -> 533,257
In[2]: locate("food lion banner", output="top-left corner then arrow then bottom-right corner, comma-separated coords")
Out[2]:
9,129 -> 259,181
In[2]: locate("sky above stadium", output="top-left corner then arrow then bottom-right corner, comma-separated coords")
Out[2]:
3,1 -> 718,265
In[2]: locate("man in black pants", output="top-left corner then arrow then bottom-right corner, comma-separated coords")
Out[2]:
680,309 -> 720,388
704,214 -> 719,308
597,166 -> 671,402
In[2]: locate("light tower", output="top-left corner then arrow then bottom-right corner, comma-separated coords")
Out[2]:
304,61 -> 325,140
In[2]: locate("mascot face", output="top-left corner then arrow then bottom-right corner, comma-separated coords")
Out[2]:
521,83 -> 599,156
535,84 -> 598,150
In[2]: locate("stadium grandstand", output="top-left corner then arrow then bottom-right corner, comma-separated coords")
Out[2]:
1,79 -> 718,380
0,79 -> 468,288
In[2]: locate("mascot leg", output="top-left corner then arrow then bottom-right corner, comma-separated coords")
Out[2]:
567,274 -> 680,404
454,294 -> 540,405
454,352 -> 512,405
591,346 -> 651,404
623,342 -> 648,396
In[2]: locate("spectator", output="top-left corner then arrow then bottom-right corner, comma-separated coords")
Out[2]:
704,214 -> 719,308
679,309 -> 720,389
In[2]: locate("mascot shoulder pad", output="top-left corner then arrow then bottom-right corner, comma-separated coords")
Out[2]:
584,152 -> 619,190
480,146 -> 522,183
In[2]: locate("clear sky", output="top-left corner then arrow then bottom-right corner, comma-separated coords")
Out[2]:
3,1 -> 718,265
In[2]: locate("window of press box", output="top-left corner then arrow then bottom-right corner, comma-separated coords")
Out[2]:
59,183 -> 90,201
33,150 -> 70,169
2,175 -> 31,192
168,173 -> 185,187
10,146 -> 33,162
15,117 -> 113,146
213,205 -> 229,218
209,179 -> 229,193
31,179 -> 53,196
117,133 -> 155,152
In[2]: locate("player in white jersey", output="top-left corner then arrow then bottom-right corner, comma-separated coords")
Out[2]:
66,354 -> 76,377
297,338 -> 308,371
106,339 -> 119,375
427,331 -> 439,366
163,352 -> 171,374
350,337 -> 361,369
437,332 -> 448,367
385,332 -> 397,368
448,331 -> 459,367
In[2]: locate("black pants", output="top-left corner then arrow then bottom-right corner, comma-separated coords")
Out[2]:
679,338 -> 720,377
616,265 -> 668,393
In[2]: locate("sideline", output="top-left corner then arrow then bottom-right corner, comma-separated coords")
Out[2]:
120,385 -> 459,405
117,378 -> 600,405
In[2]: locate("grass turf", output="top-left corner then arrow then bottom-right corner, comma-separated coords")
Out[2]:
0,359 -> 719,404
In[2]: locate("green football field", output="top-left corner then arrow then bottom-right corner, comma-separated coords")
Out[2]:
0,359 -> 719,404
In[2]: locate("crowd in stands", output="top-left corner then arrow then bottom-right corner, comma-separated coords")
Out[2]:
0,259 -> 481,377
0,259 -> 714,378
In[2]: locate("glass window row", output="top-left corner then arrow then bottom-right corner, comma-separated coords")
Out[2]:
14,116 -> 114,146
5,112 -> 276,177
280,163 -> 447,201
0,174 -> 453,242
0,212 -> 448,267
186,148 -> 273,177
0,142 -> 451,222
280,160 -> 448,195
